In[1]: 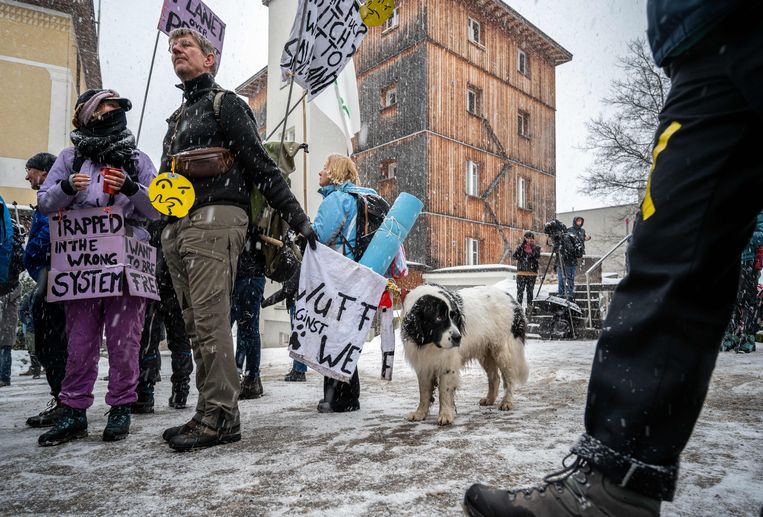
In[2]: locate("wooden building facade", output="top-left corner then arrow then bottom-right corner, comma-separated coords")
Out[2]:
353,0 -> 571,269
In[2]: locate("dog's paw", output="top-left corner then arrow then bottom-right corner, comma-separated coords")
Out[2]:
437,413 -> 454,426
479,397 -> 496,406
498,399 -> 514,411
407,411 -> 427,421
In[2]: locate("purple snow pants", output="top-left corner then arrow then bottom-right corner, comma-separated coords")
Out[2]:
59,294 -> 146,409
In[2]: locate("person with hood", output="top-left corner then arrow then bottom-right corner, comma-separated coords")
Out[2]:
570,216 -> 591,257
36,89 -> 159,446
22,152 -> 70,427
512,231 -> 541,309
463,2 -> 763,516
722,210 -> 763,353
158,28 -> 316,452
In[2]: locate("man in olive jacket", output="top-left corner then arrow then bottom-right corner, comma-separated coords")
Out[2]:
159,28 -> 315,451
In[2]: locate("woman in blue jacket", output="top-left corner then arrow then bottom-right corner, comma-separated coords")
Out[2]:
313,154 -> 378,413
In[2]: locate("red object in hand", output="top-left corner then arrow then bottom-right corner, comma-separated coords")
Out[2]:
100,167 -> 122,195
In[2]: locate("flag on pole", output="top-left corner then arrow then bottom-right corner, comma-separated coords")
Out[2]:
280,0 -> 368,101
313,59 -> 361,154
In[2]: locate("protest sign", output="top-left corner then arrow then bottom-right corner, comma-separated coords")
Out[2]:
158,0 -> 226,62
280,0 -> 368,100
289,242 -> 388,382
47,207 -> 159,302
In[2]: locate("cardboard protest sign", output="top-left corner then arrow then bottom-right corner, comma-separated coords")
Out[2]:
158,0 -> 226,63
289,242 -> 387,382
280,0 -> 368,100
47,207 -> 159,302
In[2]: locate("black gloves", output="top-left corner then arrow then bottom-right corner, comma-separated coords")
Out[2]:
261,266 -> 301,309
121,174 -> 139,196
295,219 -> 317,250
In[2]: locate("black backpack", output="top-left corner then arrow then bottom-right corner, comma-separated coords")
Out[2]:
341,192 -> 390,260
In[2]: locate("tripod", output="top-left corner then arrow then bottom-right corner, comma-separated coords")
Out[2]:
531,240 -> 577,339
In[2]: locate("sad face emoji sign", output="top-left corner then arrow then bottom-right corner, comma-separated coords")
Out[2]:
148,173 -> 195,217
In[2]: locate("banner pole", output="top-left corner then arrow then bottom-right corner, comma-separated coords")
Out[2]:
278,1 -> 310,160
265,91 -> 307,141
137,30 -> 161,147
302,93 -> 308,209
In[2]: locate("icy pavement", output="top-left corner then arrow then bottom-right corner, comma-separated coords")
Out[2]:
0,338 -> 761,516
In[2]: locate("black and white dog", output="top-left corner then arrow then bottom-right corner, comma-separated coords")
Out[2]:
401,284 -> 529,425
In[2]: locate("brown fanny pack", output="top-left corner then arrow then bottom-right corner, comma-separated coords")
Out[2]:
171,147 -> 234,178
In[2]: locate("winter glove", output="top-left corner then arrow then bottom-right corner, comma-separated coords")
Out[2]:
294,219 -> 317,250
120,174 -> 139,196
261,266 -> 301,309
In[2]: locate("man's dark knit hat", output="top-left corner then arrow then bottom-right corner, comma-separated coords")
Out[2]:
25,152 -> 56,172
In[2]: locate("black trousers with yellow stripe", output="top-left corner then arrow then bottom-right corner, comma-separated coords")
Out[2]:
572,11 -> 763,501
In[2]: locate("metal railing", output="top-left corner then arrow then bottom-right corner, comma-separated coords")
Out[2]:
584,234 -> 632,327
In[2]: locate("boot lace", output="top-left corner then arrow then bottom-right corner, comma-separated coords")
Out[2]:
508,454 -> 591,502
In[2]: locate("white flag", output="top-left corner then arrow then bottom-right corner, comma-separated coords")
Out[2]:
289,242 -> 388,382
280,0 -> 368,101
313,59 -> 361,154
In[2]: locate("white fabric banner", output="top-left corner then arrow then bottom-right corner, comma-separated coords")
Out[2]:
280,0 -> 368,101
313,59 -> 361,153
289,242 -> 388,382
380,307 -> 395,381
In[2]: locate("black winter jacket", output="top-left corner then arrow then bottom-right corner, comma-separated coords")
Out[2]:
161,73 -> 308,230
512,242 -> 540,275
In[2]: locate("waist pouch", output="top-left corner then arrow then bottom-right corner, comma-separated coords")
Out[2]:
172,147 -> 234,178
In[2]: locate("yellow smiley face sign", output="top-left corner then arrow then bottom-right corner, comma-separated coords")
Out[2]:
360,0 -> 395,27
148,172 -> 195,217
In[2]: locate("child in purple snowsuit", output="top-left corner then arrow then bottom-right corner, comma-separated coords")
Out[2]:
36,89 -> 159,446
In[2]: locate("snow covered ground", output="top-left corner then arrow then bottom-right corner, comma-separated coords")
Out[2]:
1,338 -> 761,516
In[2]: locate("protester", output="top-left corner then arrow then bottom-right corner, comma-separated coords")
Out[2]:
512,231 -> 540,310
36,89 -> 158,446
132,220 -> 193,414
464,3 -> 763,515
21,152 -> 71,427
159,28 -> 315,451
721,210 -> 763,353
231,227 -> 267,399
546,220 -> 582,302
18,289 -> 41,379
1,194 -> 24,388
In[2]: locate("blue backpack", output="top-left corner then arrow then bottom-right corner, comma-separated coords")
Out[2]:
0,195 -> 25,288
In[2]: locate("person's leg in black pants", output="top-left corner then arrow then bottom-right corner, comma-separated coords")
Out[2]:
159,261 -> 192,408
133,299 -> 163,413
26,282 -> 68,427
464,12 -> 763,515
320,370 -> 360,413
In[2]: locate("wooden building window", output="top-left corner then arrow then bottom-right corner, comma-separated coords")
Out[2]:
466,160 -> 479,196
383,7 -> 399,32
466,86 -> 481,116
466,238 -> 480,265
517,49 -> 530,77
468,17 -> 482,45
381,84 -> 397,108
381,160 -> 397,180
517,176 -> 528,209
517,110 -> 530,138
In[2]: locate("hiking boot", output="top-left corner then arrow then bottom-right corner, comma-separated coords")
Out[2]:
131,387 -> 155,414
162,418 -> 199,442
463,455 -> 661,517
103,405 -> 131,442
169,381 -> 190,409
284,369 -> 306,382
38,406 -> 88,446
167,422 -> 241,452
26,398 -> 64,428
317,399 -> 360,413
240,375 -> 263,400
19,366 -> 35,376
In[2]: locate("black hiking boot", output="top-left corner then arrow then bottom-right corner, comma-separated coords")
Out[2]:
240,375 -> 263,399
102,405 -> 131,442
463,454 -> 661,517
167,422 -> 241,452
162,418 -> 199,442
168,381 -> 190,409
131,385 -> 155,414
38,406 -> 87,446
26,398 -> 64,428
284,369 -> 306,382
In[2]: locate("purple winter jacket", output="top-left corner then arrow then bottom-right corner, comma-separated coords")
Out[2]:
37,147 -> 159,242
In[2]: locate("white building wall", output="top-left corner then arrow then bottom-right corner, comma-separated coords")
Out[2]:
260,0 -> 354,348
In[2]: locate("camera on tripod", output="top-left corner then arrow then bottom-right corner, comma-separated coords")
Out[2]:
544,219 -> 568,248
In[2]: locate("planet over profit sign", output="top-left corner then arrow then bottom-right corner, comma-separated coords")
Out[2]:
158,0 -> 226,61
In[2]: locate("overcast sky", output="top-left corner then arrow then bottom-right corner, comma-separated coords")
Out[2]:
98,0 -> 648,213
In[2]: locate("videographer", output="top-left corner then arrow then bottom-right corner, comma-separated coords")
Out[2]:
544,219 -> 582,302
